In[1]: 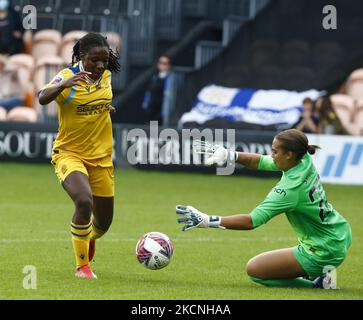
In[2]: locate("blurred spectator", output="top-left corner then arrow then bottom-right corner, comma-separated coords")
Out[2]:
143,55 -> 174,126
315,96 -> 347,135
0,55 -> 26,111
0,0 -> 25,55
294,98 -> 320,133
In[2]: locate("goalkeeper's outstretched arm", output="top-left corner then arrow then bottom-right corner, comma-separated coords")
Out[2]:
221,214 -> 253,230
176,205 -> 254,231
235,152 -> 261,170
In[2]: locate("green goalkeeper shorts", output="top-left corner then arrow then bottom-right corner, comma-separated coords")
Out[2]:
293,245 -> 347,280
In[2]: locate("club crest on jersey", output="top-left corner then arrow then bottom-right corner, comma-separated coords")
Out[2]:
85,86 -> 91,92
50,75 -> 64,85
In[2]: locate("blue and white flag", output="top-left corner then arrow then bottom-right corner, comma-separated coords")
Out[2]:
180,85 -> 323,127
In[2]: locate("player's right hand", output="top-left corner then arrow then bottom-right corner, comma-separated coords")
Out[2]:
176,205 -> 210,231
60,71 -> 92,88
206,145 -> 229,165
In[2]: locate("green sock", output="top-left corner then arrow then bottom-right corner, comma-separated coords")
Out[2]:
250,276 -> 314,288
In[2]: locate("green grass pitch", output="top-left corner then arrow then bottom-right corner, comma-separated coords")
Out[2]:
0,162 -> 362,300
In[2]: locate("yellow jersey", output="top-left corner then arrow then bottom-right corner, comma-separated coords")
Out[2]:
44,63 -> 113,166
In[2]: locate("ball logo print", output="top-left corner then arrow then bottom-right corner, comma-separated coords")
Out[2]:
136,232 -> 174,270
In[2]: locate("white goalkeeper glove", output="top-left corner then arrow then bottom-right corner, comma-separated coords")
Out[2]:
176,205 -> 225,231
193,140 -> 237,166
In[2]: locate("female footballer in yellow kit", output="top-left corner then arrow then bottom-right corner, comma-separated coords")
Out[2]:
38,33 -> 121,279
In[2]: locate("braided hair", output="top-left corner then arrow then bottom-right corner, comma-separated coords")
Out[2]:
71,32 -> 121,73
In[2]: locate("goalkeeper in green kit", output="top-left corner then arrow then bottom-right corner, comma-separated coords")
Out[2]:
176,129 -> 352,289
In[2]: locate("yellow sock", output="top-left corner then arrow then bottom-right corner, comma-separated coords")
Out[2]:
71,222 -> 92,269
89,222 -> 107,240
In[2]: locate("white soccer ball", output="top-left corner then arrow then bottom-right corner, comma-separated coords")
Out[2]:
136,232 -> 174,270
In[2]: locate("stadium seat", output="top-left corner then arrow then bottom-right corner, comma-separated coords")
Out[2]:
330,94 -> 356,133
347,68 -> 363,101
32,30 -> 62,61
12,0 -> 25,12
312,41 -> 343,70
7,54 -> 35,85
87,15 -> 105,32
55,0 -> 88,14
330,94 -> 355,113
23,30 -> 33,54
0,106 -> 7,121
355,106 -> 363,135
281,40 -> 310,67
33,56 -> 65,91
282,67 -> 317,91
253,65 -> 283,89
60,31 -> 88,62
105,32 -> 122,53
88,0 -> 118,16
118,0 -> 128,14
33,56 -> 65,120
57,14 -> 87,34
32,0 -> 57,13
36,13 -> 58,30
250,39 -> 280,68
222,65 -> 251,88
6,107 -> 38,123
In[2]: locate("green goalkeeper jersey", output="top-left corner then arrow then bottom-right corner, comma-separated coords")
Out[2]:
250,154 -> 352,259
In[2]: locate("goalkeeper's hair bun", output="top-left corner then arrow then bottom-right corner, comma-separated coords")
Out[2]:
307,145 -> 320,155
276,129 -> 321,160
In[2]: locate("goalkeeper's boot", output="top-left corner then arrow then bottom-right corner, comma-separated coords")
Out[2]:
75,265 -> 97,279
89,239 -> 96,262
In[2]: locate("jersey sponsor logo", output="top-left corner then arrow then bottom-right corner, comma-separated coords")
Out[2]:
274,188 -> 286,197
322,143 -> 363,178
76,103 -> 111,116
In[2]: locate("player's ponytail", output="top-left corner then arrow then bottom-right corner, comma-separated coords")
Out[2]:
307,144 -> 320,155
276,129 -> 321,160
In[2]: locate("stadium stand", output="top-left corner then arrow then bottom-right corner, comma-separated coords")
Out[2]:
32,29 -> 62,61
250,39 -> 279,68
5,0 -> 363,133
6,106 -> 38,122
55,0 -> 87,15
282,67 -> 317,91
60,30 -> 87,62
281,40 -> 310,68
0,106 -> 6,121
253,65 -> 282,89
356,103 -> 363,135
330,94 -> 359,136
8,54 -> 35,86
57,14 -> 88,34
36,13 -> 58,30
346,68 -> 363,101
87,0 -> 117,16
31,0 -> 57,13
104,32 -> 122,54
33,56 -> 65,120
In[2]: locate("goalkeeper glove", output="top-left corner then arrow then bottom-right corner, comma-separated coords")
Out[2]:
205,146 -> 237,166
176,205 -> 225,231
